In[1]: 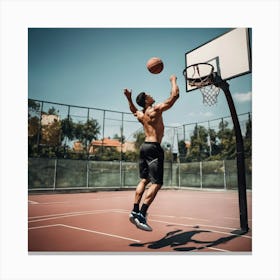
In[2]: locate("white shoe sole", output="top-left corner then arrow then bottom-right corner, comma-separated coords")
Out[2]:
135,219 -> 153,231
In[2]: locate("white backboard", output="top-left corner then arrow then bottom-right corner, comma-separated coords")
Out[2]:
185,28 -> 251,92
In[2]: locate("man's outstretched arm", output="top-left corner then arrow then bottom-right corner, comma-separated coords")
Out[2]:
156,75 -> 180,112
124,88 -> 138,115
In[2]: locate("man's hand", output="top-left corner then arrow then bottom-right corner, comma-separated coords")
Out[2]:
169,75 -> 177,82
124,88 -> 132,99
170,75 -> 179,95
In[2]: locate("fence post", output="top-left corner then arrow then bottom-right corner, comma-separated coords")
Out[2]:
102,110 -> 105,155
120,161 -> 122,187
86,160 -> 89,188
208,120 -> 212,157
178,161 -> 181,189
223,160 -> 227,190
200,161 -> 203,189
120,113 -> 124,188
53,158 -> 57,190
36,101 -> 44,151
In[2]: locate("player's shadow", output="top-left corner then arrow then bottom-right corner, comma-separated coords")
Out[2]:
129,229 -> 241,251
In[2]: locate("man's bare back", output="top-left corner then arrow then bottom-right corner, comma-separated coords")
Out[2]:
135,104 -> 164,143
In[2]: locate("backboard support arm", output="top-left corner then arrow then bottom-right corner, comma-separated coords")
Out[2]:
213,75 -> 249,233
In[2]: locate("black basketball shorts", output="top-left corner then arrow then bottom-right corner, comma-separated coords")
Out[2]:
139,142 -> 164,185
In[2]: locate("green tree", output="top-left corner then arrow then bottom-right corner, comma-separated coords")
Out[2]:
187,125 -> 210,161
133,130 -> 145,150
93,146 -> 121,161
243,116 -> 252,158
40,107 -> 61,148
113,133 -> 125,142
47,106 -> 59,115
178,140 -> 187,160
61,117 -> 75,142
28,100 -> 41,156
217,120 -> 236,159
41,116 -> 61,146
74,118 -> 101,148
207,128 -> 222,160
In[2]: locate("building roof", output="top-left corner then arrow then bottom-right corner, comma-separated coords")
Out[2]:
91,138 -> 121,147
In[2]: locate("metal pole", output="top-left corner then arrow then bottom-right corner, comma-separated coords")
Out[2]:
86,108 -> 90,158
223,160 -> 227,190
120,112 -> 124,187
53,158 -> 57,191
36,101 -> 44,150
214,76 -> 249,232
102,110 -> 105,155
86,160 -> 89,188
64,105 -> 71,157
200,161 -> 203,189
208,120 -> 212,157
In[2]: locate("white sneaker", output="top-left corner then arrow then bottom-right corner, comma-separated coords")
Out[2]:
129,211 -> 138,226
135,213 -> 152,231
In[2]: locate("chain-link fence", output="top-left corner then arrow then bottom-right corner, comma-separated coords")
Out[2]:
28,99 -> 251,191
28,158 -> 251,191
28,98 -> 251,161
28,99 -> 140,160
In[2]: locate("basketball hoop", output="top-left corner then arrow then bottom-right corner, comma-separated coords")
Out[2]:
183,63 -> 220,106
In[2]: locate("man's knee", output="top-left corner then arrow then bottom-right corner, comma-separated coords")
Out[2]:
150,183 -> 162,192
140,178 -> 150,185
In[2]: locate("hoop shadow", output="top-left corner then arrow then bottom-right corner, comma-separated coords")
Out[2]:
129,229 -> 242,251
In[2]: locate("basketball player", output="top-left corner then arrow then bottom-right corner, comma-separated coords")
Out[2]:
123,75 -> 180,231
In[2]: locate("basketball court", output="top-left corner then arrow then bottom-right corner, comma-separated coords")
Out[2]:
28,189 -> 252,252
28,28 -> 252,253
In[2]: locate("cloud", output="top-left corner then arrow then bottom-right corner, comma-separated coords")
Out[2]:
201,111 -> 215,118
188,111 -> 214,118
233,91 -> 252,103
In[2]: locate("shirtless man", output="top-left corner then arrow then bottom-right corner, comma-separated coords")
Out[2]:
124,75 -> 179,231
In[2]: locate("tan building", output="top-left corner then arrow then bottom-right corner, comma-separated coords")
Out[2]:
89,138 -> 136,154
41,114 -> 59,125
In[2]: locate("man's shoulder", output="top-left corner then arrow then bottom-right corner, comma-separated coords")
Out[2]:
153,103 -> 164,112
135,110 -> 144,120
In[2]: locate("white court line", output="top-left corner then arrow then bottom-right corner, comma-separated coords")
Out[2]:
28,209 -> 121,223
28,200 -> 100,205
31,208 -> 251,239
28,200 -> 39,204
60,224 -> 140,242
202,247 -> 229,252
112,209 -> 251,238
149,218 -> 252,239
28,223 -> 140,243
29,209 -> 113,220
29,224 -> 61,230
28,196 -> 130,206
28,210 -> 248,252
150,218 -> 251,239
112,210 -> 234,252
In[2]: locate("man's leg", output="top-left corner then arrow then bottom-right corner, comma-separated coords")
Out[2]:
140,183 -> 161,216
135,184 -> 162,232
134,178 -> 150,205
129,178 -> 150,225
143,183 -> 161,205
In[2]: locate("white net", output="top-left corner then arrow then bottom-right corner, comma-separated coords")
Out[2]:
186,63 -> 220,106
200,84 -> 220,106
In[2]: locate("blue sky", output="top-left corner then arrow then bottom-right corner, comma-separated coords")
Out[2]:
28,28 -> 252,140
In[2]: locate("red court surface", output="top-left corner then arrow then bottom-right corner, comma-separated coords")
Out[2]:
28,189 -> 252,253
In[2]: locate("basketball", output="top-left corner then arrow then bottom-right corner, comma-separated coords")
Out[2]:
146,57 -> 164,74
